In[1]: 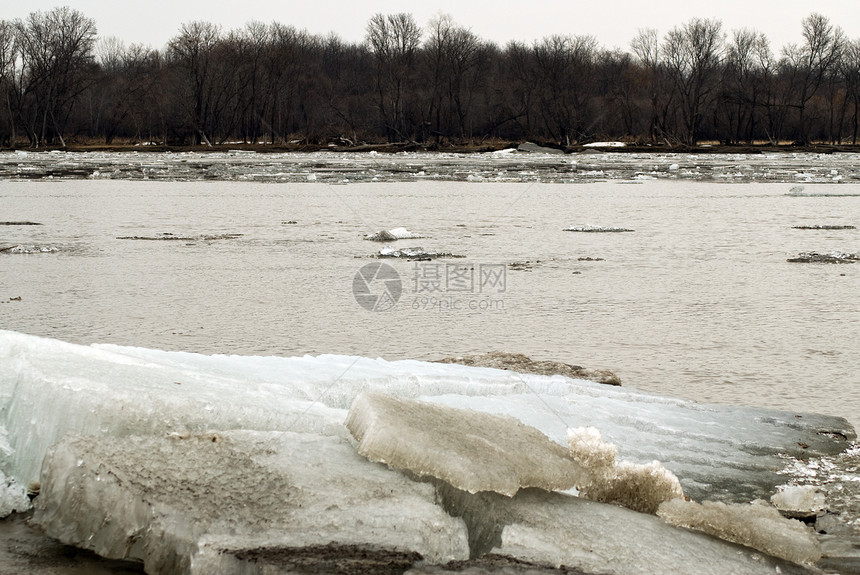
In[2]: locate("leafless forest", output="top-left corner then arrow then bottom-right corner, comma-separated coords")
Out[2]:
1,7 -> 859,149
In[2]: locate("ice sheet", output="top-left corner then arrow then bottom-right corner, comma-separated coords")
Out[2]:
0,330 -> 853,510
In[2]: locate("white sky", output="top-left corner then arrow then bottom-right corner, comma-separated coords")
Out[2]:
2,0 -> 858,53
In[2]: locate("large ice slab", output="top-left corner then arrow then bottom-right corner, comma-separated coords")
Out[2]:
33,431 -> 469,575
0,330 -> 853,510
346,392 -> 588,496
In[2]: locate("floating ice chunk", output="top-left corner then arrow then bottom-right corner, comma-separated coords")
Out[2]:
568,427 -> 684,514
582,141 -> 626,148
377,246 -> 460,259
0,244 -> 60,254
771,485 -> 827,519
346,392 -> 588,496
787,251 -> 859,263
792,224 -> 856,230
668,163 -> 680,171
657,499 -> 821,565
34,431 -> 470,574
365,227 -> 425,241
563,225 -> 634,233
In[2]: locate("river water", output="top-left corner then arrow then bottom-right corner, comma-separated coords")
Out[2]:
1,150 -> 858,430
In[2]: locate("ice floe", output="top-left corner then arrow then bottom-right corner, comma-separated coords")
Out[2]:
364,227 -> 425,241
377,247 -> 463,259
791,224 -> 856,230
116,232 -> 243,241
563,226 -> 634,233
787,251 -> 859,263
0,244 -> 60,254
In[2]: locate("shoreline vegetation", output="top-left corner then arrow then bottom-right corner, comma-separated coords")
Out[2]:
3,9 -> 860,151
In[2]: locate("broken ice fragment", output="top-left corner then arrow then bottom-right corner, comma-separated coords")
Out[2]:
34,431 -> 469,574
771,485 -> 827,520
657,499 -> 821,565
435,485 -> 812,574
346,392 -> 588,496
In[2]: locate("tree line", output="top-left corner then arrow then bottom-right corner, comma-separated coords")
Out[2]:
1,7 -> 859,148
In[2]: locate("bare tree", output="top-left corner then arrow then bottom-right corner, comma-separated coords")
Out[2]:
844,39 -> 860,144
719,29 -> 769,143
12,7 -> 97,146
167,21 -> 221,145
662,18 -> 725,145
631,28 -> 674,143
424,15 -> 485,141
532,34 -> 598,145
0,20 -> 17,144
782,13 -> 846,143
365,13 -> 421,141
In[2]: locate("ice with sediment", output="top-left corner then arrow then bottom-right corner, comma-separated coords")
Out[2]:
567,426 -> 684,514
346,392 -> 588,496
33,431 -> 470,574
657,499 -> 821,564
0,330 -> 853,509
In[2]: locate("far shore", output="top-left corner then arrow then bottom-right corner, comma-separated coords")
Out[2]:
3,140 -> 860,155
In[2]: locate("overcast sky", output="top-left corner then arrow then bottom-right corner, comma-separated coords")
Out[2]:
3,0 -> 858,53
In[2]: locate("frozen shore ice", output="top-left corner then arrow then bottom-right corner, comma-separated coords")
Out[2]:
0,330 -> 853,573
0,330 -> 853,510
